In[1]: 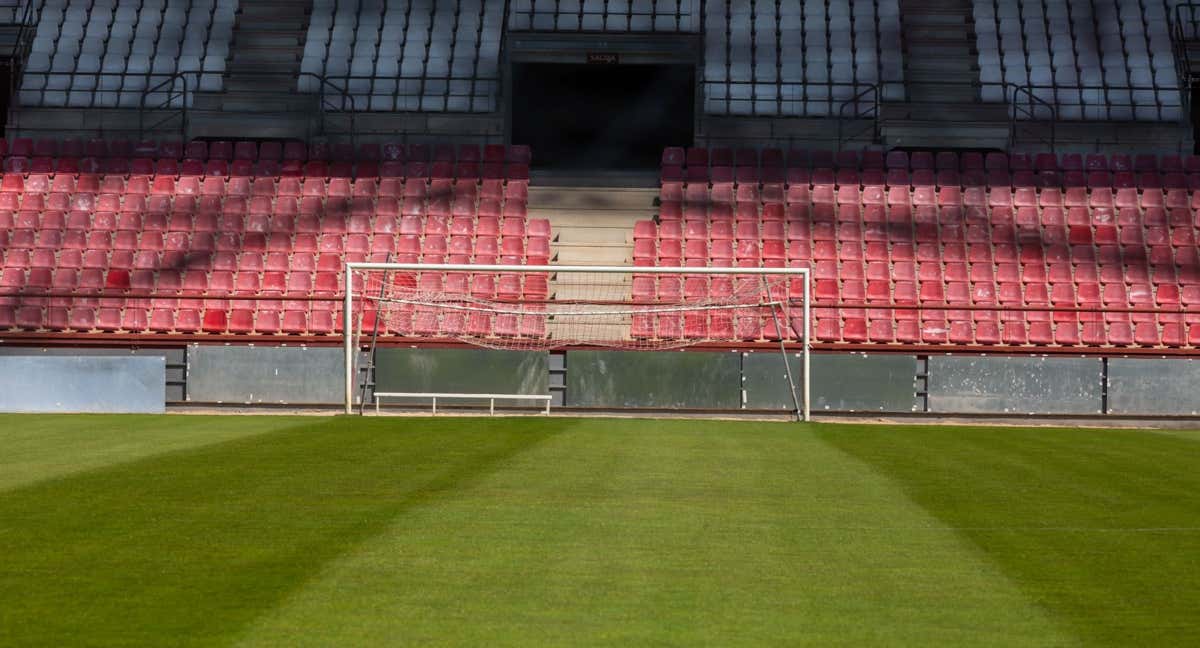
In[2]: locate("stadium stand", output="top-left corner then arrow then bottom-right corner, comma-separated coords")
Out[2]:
300,0 -> 504,112
296,1 -> 901,117
702,0 -> 905,116
645,146 -> 1200,348
0,141 -> 541,337
974,0 -> 1182,121
20,0 -> 238,107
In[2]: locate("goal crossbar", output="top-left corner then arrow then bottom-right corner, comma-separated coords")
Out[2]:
343,262 -> 811,420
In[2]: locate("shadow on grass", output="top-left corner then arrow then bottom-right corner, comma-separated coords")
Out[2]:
0,416 -> 570,647
815,423 -> 1200,646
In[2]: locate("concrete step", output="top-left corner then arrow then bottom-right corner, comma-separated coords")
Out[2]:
236,4 -> 308,23
223,75 -> 301,92
905,86 -> 979,104
230,49 -> 300,66
903,25 -> 974,41
531,210 -> 651,226
528,186 -> 658,212
544,320 -> 631,341
187,111 -> 315,140
553,272 -> 633,286
884,122 -> 1011,150
193,90 -> 316,113
906,44 -> 976,62
882,101 -> 1009,122
233,31 -> 304,48
554,226 -> 631,245
902,13 -> 972,27
553,244 -> 631,265
905,63 -> 978,79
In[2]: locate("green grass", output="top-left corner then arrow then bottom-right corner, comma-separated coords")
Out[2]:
0,415 -> 1197,646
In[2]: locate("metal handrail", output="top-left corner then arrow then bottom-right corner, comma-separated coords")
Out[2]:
1005,82 -> 1056,152
5,0 -> 41,133
138,71 -> 189,141
306,73 -> 501,114
836,83 -> 881,150
1171,2 -> 1200,123
301,73 -> 357,151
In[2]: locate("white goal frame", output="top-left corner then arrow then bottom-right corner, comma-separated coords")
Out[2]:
343,263 -> 810,420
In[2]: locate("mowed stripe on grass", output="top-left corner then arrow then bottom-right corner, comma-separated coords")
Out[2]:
0,414 -> 313,491
0,416 -> 1196,646
818,424 -> 1200,646
0,416 -> 563,646
235,419 -> 1068,647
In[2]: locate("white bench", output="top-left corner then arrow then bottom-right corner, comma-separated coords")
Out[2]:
373,392 -> 552,415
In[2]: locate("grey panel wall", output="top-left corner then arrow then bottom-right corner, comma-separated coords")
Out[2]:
0,356 -> 165,413
566,350 -> 741,409
928,355 -> 1104,415
0,347 -> 186,402
374,348 -> 548,407
187,345 -> 344,405
1107,358 -> 1200,416
743,352 -> 919,412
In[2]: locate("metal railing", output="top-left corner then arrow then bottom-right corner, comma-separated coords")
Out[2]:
836,83 -> 881,148
138,72 -> 189,141
1171,1 -> 1200,115
10,69 -> 359,147
1007,83 -> 1056,152
703,80 -> 884,120
827,78 -> 1181,152
309,74 -> 499,114
506,0 -> 702,33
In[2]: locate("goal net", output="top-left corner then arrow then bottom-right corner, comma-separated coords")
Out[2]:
343,263 -> 810,417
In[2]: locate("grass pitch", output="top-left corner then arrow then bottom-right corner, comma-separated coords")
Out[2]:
1,415 -> 1198,646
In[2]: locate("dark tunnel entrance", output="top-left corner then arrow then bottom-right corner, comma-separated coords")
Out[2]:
511,62 -> 695,170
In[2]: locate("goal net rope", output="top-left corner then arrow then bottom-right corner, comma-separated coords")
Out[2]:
350,264 -> 805,352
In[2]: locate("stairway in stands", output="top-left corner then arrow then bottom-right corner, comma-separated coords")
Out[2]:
528,174 -> 658,340
192,1 -> 315,138
885,0 -> 1010,148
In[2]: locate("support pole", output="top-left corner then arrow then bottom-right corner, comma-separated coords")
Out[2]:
803,269 -> 811,422
343,264 -> 354,415
762,276 -> 802,422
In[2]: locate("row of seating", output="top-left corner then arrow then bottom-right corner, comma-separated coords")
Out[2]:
664,168 -> 1200,192
0,300 -> 344,336
0,138 -> 531,164
661,190 -> 1200,217
0,146 -> 554,337
0,285 -> 555,337
662,147 -> 1200,175
303,0 -> 503,113
642,143 -> 1200,347
974,0 -> 1181,121
702,0 -> 905,116
808,308 -> 1199,346
0,157 -> 532,180
18,1 -> 1182,122
22,0 -> 236,106
0,174 -> 530,201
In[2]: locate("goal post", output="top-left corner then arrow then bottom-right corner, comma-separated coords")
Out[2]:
343,263 -> 810,420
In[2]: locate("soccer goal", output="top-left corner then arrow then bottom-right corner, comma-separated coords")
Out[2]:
343,263 -> 810,420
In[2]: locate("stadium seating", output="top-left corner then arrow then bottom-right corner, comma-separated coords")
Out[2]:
21,0 -> 237,107
301,0 -> 505,112
973,0 -> 1182,121
702,0 -> 905,115
509,0 -> 708,31
298,0 -> 900,117
645,146 -> 1200,348
0,140 -> 543,338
